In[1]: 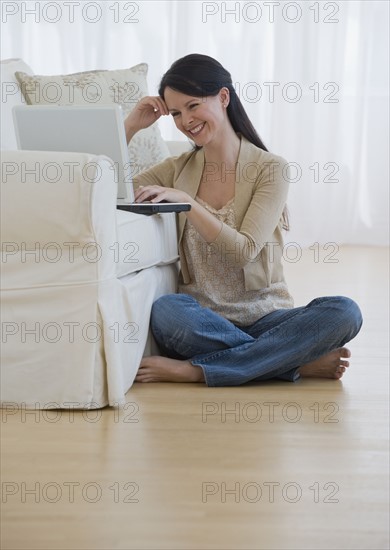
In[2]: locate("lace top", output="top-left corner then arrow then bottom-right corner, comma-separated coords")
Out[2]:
178,197 -> 294,326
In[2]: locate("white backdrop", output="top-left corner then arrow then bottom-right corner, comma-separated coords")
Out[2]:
1,0 -> 389,247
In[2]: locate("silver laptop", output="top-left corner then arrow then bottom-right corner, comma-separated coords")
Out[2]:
12,105 -> 191,215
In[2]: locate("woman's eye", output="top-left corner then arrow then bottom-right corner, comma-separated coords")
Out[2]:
189,103 -> 198,110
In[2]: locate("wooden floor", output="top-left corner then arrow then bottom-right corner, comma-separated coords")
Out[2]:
1,246 -> 389,550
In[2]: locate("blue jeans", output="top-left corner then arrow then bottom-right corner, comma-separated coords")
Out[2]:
150,294 -> 363,387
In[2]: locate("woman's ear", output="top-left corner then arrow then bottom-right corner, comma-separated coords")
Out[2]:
219,87 -> 230,108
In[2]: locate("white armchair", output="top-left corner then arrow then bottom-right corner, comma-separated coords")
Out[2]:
1,150 -> 181,408
0,58 -> 193,409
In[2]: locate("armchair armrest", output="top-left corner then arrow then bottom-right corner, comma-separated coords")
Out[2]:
0,150 -> 125,408
1,150 -> 118,288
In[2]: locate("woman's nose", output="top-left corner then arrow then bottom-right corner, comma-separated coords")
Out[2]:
182,111 -> 194,128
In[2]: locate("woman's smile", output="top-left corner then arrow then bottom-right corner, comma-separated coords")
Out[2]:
188,122 -> 205,136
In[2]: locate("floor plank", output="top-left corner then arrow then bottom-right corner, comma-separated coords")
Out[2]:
1,246 -> 389,550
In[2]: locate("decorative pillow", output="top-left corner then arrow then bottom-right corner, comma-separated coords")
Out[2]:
1,59 -> 34,150
15,64 -> 170,173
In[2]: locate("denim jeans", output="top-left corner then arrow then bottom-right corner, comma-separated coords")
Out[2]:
150,294 -> 363,387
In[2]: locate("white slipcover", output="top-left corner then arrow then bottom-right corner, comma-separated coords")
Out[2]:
115,209 -> 179,277
1,150 -> 178,408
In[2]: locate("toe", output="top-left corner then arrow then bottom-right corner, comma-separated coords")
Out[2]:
340,347 -> 351,358
135,372 -> 150,382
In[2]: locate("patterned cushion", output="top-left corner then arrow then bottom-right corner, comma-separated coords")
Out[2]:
15,64 -> 170,173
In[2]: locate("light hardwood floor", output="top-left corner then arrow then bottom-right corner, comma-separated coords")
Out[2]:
1,246 -> 389,550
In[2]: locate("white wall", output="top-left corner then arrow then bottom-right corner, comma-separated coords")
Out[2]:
1,0 -> 389,246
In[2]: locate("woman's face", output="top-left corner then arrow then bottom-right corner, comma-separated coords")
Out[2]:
163,86 -> 230,146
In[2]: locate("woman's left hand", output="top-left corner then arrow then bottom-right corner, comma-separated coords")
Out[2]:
134,185 -> 192,204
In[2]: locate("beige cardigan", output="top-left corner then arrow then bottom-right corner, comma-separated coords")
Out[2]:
134,136 -> 290,291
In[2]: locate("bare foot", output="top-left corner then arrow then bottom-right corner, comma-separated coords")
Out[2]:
298,347 -> 351,379
135,356 -> 205,383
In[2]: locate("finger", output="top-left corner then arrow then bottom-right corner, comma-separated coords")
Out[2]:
146,96 -> 169,117
134,184 -> 157,196
135,187 -> 164,203
134,188 -> 149,202
135,190 -> 156,202
140,96 -> 168,116
151,190 -> 170,203
134,185 -> 163,202
134,187 -> 146,200
155,97 -> 169,116
160,97 -> 169,115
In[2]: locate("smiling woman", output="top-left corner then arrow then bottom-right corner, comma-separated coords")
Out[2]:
122,53 -> 363,387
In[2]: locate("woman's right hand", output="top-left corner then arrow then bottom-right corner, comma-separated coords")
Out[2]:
124,96 -> 169,143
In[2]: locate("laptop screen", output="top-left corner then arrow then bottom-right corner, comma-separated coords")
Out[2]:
13,104 -> 133,200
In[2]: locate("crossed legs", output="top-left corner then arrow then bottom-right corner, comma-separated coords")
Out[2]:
136,294 -> 362,386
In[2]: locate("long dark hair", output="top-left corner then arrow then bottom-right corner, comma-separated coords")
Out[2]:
159,54 -> 289,230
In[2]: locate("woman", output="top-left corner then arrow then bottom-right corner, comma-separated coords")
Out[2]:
124,53 -> 362,386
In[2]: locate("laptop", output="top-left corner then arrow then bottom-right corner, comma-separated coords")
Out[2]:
12,105 -> 191,215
